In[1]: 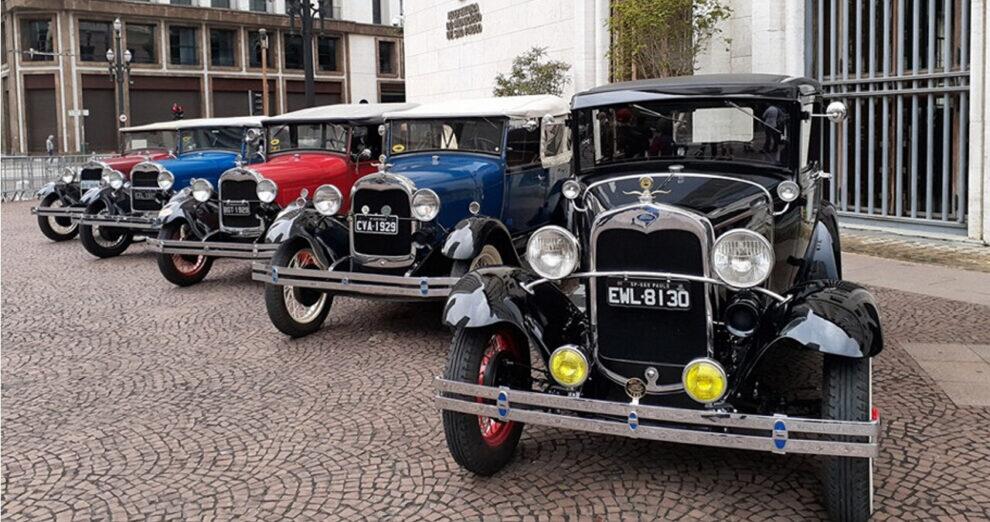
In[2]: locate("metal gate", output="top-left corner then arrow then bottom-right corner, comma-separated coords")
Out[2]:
810,0 -> 971,232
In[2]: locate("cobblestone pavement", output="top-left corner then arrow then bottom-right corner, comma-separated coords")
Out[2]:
3,201 -> 990,520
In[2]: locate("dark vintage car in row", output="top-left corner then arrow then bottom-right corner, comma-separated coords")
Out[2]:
75,117 -> 264,259
149,103 -> 416,286
31,121 -> 177,242
433,75 -> 883,522
251,95 -> 573,337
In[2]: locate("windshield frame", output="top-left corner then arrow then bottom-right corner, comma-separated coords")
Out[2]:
572,96 -> 802,177
177,126 -> 249,154
387,116 -> 507,158
263,121 -> 352,157
121,130 -> 176,154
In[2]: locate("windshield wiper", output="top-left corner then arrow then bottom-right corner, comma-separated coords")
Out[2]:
723,100 -> 783,136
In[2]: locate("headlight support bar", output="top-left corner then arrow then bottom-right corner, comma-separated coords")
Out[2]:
521,270 -> 789,303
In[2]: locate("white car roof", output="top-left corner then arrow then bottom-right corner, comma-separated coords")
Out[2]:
384,95 -> 569,120
264,103 -> 419,125
120,116 -> 263,133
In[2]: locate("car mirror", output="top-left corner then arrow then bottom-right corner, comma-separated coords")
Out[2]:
524,118 -> 539,132
818,101 -> 848,123
359,148 -> 372,160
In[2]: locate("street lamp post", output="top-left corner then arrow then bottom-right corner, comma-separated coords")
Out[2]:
259,28 -> 270,116
105,17 -> 132,150
285,0 -> 333,107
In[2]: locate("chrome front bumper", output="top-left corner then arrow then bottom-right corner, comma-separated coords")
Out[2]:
77,212 -> 160,231
434,379 -> 880,458
150,238 -> 278,260
251,261 -> 459,299
31,206 -> 85,219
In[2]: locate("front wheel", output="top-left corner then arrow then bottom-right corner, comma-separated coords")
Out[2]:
451,244 -> 504,277
441,325 -> 531,476
821,355 -> 874,522
264,242 -> 333,338
156,221 -> 214,287
78,201 -> 133,258
36,193 -> 79,241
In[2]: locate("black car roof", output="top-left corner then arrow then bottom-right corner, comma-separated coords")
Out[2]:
573,74 -> 821,109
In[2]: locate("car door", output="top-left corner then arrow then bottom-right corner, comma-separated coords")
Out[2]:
502,123 -> 548,236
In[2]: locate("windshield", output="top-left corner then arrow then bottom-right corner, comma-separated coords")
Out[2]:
266,122 -> 348,154
122,130 -> 175,153
389,118 -> 505,156
576,99 -> 797,172
178,127 -> 246,153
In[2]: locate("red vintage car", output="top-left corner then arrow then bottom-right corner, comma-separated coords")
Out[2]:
31,121 -> 177,241
149,102 -> 417,286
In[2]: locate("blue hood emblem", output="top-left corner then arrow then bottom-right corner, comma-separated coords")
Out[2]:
635,208 -> 659,225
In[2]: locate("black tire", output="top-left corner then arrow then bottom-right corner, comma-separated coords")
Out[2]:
264,241 -> 333,338
78,201 -> 133,258
156,221 -> 215,287
441,325 -> 531,476
36,193 -> 79,241
821,355 -> 873,522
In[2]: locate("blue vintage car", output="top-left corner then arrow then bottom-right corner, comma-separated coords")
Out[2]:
76,116 -> 263,258
251,95 -> 572,337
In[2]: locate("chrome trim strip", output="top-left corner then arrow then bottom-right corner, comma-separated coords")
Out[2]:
523,271 -> 789,303
77,213 -> 159,230
149,238 -> 278,259
250,262 -> 456,299
31,206 -> 85,218
435,379 -> 879,458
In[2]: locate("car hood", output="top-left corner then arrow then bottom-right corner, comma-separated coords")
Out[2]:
96,151 -> 172,176
251,152 -> 351,207
152,151 -> 242,188
387,153 -> 504,228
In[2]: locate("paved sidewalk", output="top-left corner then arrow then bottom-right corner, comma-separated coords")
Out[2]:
842,227 -> 990,273
844,252 -> 990,307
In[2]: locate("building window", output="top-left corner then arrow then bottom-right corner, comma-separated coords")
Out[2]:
212,0 -> 230,7
78,21 -> 112,62
378,40 -> 397,76
126,24 -> 157,64
169,26 -> 199,65
249,0 -> 267,12
372,0 -> 382,24
172,0 -> 193,5
210,29 -> 237,67
318,36 -> 339,72
284,34 -> 303,69
248,31 -> 273,68
21,19 -> 54,62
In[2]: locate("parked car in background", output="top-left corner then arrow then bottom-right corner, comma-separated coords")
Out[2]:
434,75 -> 883,522
252,95 -> 572,337
76,117 -> 263,259
30,121 -> 177,242
149,103 -> 416,286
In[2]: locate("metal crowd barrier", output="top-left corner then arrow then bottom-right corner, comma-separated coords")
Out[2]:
0,155 -> 112,202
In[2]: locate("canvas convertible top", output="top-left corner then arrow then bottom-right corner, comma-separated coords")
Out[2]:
120,116 -> 263,133
263,103 -> 419,125
384,95 -> 569,121
572,74 -> 822,109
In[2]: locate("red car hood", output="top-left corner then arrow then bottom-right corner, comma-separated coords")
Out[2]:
103,150 -> 173,176
252,152 -> 352,208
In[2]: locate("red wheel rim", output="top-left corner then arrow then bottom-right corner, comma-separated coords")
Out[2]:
169,225 -> 207,276
477,330 -> 520,447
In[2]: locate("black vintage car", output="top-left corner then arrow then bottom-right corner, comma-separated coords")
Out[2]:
435,75 -> 883,522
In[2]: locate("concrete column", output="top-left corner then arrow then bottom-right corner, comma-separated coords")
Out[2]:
751,0 -> 805,76
968,0 -> 989,244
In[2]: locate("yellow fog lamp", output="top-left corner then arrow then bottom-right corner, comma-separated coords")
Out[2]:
548,345 -> 589,389
682,358 -> 728,404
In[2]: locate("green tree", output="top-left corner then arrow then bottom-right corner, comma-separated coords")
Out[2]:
609,0 -> 732,81
493,47 -> 572,97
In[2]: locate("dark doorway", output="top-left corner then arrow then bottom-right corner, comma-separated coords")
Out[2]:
23,74 -> 57,154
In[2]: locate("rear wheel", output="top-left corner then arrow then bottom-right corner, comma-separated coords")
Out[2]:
264,241 -> 332,338
79,201 -> 133,258
36,193 -> 78,241
156,221 -> 214,287
442,325 -> 531,475
821,355 -> 874,522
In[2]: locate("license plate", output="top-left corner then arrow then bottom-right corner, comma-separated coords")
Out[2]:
133,190 -> 157,201
354,214 -> 398,235
605,277 -> 691,311
222,202 -> 251,216
80,180 -> 100,190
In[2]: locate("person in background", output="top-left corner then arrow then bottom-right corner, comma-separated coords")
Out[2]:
762,104 -> 785,154
46,135 -> 56,158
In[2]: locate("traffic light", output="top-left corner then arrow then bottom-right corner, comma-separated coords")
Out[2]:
250,91 -> 264,116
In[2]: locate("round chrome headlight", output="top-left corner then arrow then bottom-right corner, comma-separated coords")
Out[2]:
561,179 -> 582,200
106,170 -> 124,190
526,225 -> 580,280
256,178 -> 277,204
157,170 -> 175,191
411,189 -> 440,221
711,229 -> 774,288
777,180 -> 800,202
191,178 -> 213,203
61,168 -> 75,184
313,184 -> 343,216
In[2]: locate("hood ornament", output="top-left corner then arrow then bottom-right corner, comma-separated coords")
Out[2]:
624,175 -> 670,204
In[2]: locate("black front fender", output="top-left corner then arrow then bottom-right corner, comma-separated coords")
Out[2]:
441,217 -> 521,266
769,280 -> 883,358
442,267 -> 586,356
265,207 -> 348,268
36,181 -> 81,203
80,186 -> 119,208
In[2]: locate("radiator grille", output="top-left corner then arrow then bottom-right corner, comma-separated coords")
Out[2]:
220,178 -> 261,230
351,188 -> 412,257
130,170 -> 163,211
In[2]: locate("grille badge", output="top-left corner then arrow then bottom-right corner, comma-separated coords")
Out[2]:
634,207 -> 660,228
381,205 -> 392,216
361,205 -> 370,214
625,378 -> 647,400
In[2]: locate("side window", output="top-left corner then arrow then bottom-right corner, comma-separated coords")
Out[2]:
506,126 -> 540,169
541,118 -> 572,167
351,125 -> 382,159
